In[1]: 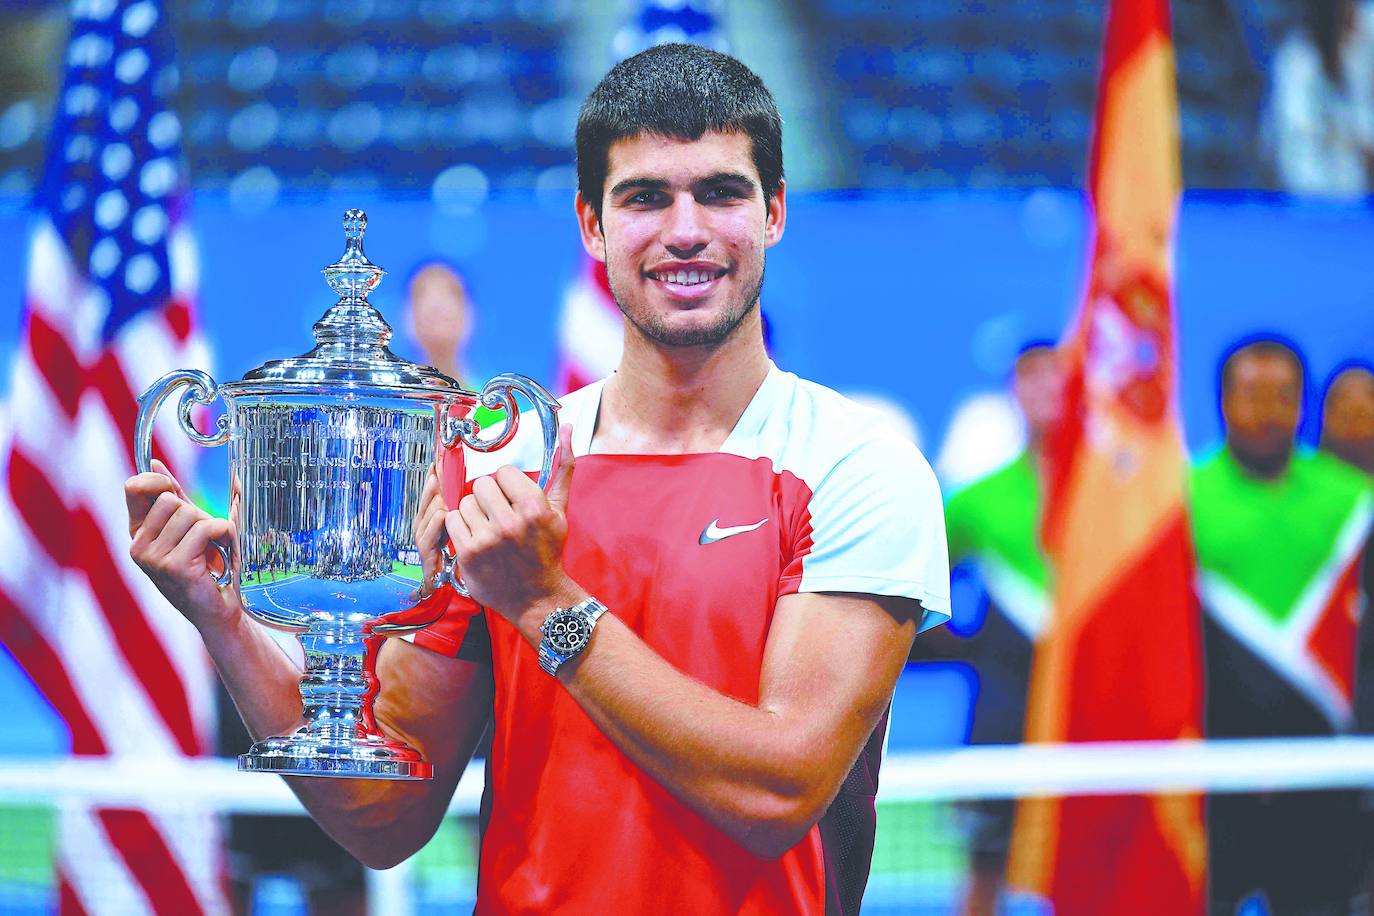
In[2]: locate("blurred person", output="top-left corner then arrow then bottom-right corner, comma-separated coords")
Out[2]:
405,260 -> 474,385
930,341 -> 1061,916
125,44 -> 951,914
1322,362 -> 1374,476
1269,0 -> 1374,197
1192,337 -> 1374,915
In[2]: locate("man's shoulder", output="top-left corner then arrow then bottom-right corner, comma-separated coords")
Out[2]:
1305,449 -> 1373,497
750,370 -> 934,491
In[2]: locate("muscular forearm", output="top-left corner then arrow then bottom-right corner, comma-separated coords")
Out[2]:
199,613 -> 469,869
556,613 -> 837,857
199,611 -> 306,741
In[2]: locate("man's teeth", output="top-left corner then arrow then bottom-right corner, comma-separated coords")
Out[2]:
650,269 -> 717,286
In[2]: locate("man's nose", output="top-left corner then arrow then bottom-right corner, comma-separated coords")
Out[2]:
663,196 -> 708,258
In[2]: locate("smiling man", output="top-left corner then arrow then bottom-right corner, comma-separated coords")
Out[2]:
126,44 -> 950,915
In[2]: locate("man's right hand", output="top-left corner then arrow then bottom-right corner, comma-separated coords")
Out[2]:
125,458 -> 242,634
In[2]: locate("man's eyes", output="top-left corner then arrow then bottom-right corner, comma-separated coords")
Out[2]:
622,186 -> 749,205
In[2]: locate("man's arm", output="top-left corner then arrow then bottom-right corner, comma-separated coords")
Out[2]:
543,587 -> 918,859
126,463 -> 489,869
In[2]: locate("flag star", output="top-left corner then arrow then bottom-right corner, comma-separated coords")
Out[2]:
62,184 -> 86,211
116,48 -> 150,85
133,205 -> 167,244
67,32 -> 113,68
100,143 -> 133,180
122,1 -> 158,38
147,111 -> 179,149
65,85 -> 100,117
90,237 -> 121,277
139,158 -> 175,197
95,189 -> 128,229
110,97 -> 140,133
75,0 -> 117,21
125,253 -> 160,294
65,134 -> 95,163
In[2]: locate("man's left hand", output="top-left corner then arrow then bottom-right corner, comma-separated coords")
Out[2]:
445,423 -> 584,637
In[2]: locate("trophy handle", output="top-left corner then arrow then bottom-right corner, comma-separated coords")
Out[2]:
439,373 -> 561,598
135,369 -> 233,588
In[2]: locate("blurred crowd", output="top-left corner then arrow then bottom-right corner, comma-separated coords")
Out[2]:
929,337 -> 1374,915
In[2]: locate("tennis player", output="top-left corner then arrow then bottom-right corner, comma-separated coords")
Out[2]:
127,43 -> 950,914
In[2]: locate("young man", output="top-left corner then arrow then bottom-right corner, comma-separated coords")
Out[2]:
125,44 -> 950,914
1192,338 -> 1373,915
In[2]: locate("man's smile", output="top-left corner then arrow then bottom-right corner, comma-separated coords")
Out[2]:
643,262 -> 730,298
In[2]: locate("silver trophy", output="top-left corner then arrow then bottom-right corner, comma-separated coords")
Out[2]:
134,210 -> 558,779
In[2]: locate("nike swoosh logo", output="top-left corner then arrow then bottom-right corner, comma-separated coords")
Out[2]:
699,518 -> 769,546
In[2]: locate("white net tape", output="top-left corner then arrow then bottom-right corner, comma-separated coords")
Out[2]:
1,737 -> 1371,914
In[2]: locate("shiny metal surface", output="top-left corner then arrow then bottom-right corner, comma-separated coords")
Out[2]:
132,210 -> 560,779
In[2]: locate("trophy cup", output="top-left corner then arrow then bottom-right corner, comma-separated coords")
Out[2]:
134,210 -> 558,779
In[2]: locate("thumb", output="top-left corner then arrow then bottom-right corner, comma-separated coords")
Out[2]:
545,423 -> 576,516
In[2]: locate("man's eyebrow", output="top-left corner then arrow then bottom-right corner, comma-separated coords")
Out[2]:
608,173 -> 758,198
696,172 -> 756,189
609,177 -> 670,197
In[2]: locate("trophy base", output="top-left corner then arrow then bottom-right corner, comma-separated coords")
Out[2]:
239,733 -> 433,780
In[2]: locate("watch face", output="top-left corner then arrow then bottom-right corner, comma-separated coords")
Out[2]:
544,610 -> 592,655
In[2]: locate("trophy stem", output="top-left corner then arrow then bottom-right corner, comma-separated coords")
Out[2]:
238,620 -> 432,779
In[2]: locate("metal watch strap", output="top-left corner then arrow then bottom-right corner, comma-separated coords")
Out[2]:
537,597 -> 608,676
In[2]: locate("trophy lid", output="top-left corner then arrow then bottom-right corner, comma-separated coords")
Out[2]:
233,209 -> 462,395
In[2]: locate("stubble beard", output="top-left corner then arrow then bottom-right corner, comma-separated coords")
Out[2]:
607,260 -> 766,349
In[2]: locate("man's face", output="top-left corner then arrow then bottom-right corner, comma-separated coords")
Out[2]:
1222,351 -> 1302,475
1013,347 -> 1063,440
408,264 -> 471,356
1322,368 -> 1374,470
576,130 -> 785,349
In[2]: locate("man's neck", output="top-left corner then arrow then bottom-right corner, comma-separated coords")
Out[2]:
594,315 -> 771,455
1226,440 -> 1294,481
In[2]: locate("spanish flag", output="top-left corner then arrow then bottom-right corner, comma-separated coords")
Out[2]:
1006,0 -> 1205,912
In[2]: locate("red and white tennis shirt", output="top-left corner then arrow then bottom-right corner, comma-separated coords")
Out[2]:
414,363 -> 950,915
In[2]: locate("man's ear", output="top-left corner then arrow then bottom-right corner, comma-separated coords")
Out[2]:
764,178 -> 787,248
575,191 -> 607,263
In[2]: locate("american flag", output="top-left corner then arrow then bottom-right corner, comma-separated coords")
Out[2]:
0,1 -> 227,913
556,0 -> 727,394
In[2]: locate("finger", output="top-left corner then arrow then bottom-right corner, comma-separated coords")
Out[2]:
131,490 -> 185,548
149,459 -> 188,501
167,516 -> 234,572
494,464 -> 540,508
444,506 -> 473,550
149,501 -> 208,558
125,473 -> 179,536
471,476 -> 516,530
458,492 -> 489,542
545,423 -> 576,515
419,506 -> 449,552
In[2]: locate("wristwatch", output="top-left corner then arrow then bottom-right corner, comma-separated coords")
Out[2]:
538,597 -> 609,676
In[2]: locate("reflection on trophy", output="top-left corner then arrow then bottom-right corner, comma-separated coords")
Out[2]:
134,210 -> 559,779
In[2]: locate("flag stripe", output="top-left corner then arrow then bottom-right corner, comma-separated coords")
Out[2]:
74,505 -> 200,755
25,315 -> 84,421
0,587 -> 106,754
58,866 -> 91,916
97,808 -> 206,916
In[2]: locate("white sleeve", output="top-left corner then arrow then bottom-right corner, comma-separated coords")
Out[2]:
786,434 -> 951,633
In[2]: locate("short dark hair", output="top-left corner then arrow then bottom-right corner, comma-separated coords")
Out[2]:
575,43 -> 784,218
1218,335 -> 1305,395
